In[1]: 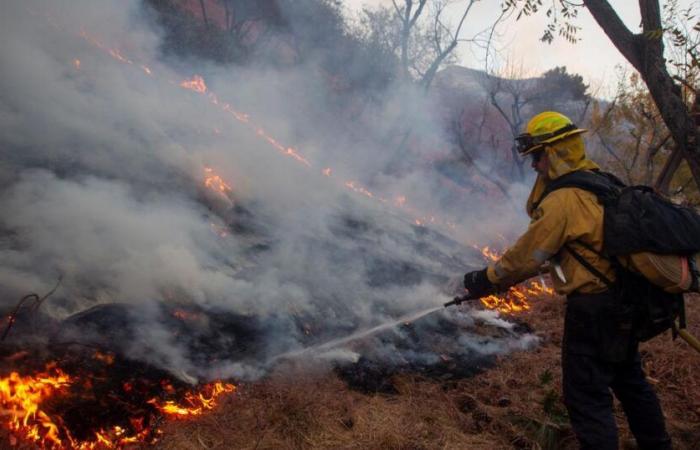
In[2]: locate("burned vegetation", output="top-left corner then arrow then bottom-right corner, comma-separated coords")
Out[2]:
0,160 -> 540,448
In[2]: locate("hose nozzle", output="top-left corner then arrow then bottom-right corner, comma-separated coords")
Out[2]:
444,294 -> 476,308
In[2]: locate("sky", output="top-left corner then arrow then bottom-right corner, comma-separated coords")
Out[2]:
343,0 -> 695,96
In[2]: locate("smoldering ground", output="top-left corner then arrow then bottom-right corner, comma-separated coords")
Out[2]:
0,0 -> 536,382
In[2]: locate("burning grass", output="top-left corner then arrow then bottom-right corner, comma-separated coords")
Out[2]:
152,294 -> 700,450
0,350 -> 236,449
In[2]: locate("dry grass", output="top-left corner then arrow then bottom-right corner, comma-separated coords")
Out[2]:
150,295 -> 700,449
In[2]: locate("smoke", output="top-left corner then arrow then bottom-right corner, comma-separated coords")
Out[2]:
0,0 -> 534,380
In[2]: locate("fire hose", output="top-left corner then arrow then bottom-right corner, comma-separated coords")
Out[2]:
676,323 -> 700,354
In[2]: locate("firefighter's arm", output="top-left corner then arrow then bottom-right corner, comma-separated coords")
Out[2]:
486,194 -> 569,288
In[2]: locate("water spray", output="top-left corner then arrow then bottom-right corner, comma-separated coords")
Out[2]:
269,294 -> 480,365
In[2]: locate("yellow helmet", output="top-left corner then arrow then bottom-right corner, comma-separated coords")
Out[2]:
515,111 -> 587,156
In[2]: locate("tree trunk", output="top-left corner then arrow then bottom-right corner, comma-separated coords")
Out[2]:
400,26 -> 410,79
654,146 -> 683,193
223,1 -> 231,32
686,152 -> 700,189
583,0 -> 700,190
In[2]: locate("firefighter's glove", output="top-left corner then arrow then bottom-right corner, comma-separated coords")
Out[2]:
463,268 -> 494,298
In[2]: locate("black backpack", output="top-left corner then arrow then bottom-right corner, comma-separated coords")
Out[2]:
534,170 -> 700,341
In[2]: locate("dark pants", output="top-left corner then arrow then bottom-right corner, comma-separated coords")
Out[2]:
563,293 -> 671,450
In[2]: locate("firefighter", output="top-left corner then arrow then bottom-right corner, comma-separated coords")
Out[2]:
463,111 -> 671,450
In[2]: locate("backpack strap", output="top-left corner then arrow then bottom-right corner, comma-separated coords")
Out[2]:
532,171 -> 624,290
531,170 -> 624,211
563,243 -> 615,290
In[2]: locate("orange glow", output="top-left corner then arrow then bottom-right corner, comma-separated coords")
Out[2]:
73,59 -> 80,69
108,48 -> 131,64
479,279 -> 555,313
172,308 -> 202,321
92,351 -> 115,365
471,245 -> 556,313
0,365 -> 236,449
180,75 -> 207,93
480,246 -> 500,262
203,167 -> 233,194
345,181 -> 376,199
322,168 -> 332,177
0,367 -> 70,448
149,382 -> 235,419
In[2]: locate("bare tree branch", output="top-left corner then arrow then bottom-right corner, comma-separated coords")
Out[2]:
198,0 -> 210,29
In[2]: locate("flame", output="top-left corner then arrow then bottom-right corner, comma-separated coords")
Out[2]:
0,365 -> 236,449
108,48 -> 131,65
202,167 -> 234,213
180,75 -> 207,94
345,181 -> 378,200
73,59 -> 80,69
471,245 -> 556,313
0,366 -> 70,448
149,382 -> 235,419
478,278 -> 555,313
480,246 -> 500,262
204,167 -> 232,194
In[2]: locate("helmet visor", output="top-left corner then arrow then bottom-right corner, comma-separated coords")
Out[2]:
515,133 -> 537,155
515,123 -> 579,156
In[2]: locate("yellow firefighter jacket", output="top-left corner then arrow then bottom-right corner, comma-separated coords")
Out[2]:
485,134 -> 615,295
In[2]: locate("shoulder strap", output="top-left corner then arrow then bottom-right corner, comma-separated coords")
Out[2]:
531,170 -> 624,211
535,171 -> 628,290
563,243 -> 615,290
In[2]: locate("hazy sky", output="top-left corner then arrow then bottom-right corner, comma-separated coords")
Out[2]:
343,0 -> 695,96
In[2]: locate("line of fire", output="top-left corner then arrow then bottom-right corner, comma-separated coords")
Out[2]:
0,2 -> 569,448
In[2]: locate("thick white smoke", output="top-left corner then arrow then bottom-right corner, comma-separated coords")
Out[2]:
0,0 -> 534,380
